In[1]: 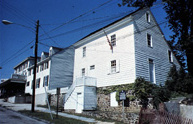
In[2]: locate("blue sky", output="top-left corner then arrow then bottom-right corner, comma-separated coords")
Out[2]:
0,0 -> 170,79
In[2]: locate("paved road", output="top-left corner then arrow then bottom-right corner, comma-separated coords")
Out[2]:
0,106 -> 48,124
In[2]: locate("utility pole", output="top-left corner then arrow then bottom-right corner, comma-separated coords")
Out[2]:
32,20 -> 39,112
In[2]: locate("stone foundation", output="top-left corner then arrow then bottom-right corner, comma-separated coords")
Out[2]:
48,93 -> 65,111
97,93 -> 141,113
82,111 -> 139,124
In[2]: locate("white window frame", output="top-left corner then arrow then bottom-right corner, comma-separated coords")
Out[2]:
111,60 -> 116,73
149,59 -> 156,83
83,47 -> 86,57
90,65 -> 95,70
147,33 -> 152,47
168,50 -> 173,63
26,81 -> 30,86
82,68 -> 85,77
36,78 -> 41,88
146,12 -> 150,23
111,34 -> 116,47
43,75 -> 49,87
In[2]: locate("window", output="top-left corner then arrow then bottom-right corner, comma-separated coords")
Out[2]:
146,12 -> 150,23
36,78 -> 41,88
168,50 -> 173,63
82,68 -> 85,77
31,80 -> 34,89
111,34 -> 116,47
25,63 -> 28,68
28,69 -> 31,76
43,75 -> 49,87
90,65 -> 95,70
147,33 -> 152,47
111,60 -> 116,73
83,47 -> 86,57
36,66 -> 39,73
44,61 -> 49,69
26,81 -> 30,86
149,59 -> 155,83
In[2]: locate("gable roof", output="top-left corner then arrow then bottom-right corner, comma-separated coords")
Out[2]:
74,8 -> 142,46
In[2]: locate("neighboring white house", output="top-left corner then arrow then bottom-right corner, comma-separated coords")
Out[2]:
64,8 -> 180,113
14,46 -> 75,105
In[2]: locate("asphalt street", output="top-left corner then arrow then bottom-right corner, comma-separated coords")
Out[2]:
0,106 -> 48,124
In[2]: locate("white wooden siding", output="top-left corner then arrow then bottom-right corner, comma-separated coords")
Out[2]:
133,8 -> 180,85
73,20 -> 136,87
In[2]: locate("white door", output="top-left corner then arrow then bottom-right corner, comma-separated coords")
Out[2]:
76,93 -> 83,113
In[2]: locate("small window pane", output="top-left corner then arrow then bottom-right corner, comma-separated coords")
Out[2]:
147,34 -> 152,47
90,65 -> 95,70
111,34 -> 116,46
82,68 -> 85,76
83,47 -> 86,57
111,60 -> 116,73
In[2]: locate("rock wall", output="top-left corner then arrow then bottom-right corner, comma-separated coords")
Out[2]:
97,93 -> 141,113
49,93 -> 65,111
82,111 -> 139,124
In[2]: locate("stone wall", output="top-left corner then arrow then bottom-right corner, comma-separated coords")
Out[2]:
49,93 -> 65,111
97,93 -> 141,113
82,111 -> 139,124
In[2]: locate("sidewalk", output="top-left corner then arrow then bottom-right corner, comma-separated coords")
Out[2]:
0,99 -> 114,124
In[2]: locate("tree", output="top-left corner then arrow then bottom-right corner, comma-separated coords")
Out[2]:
165,64 -> 193,95
133,77 -> 154,109
133,77 -> 170,109
119,0 -> 193,75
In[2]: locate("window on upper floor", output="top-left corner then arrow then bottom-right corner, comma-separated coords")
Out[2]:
28,70 -> 31,76
82,68 -> 85,77
31,80 -> 34,89
83,47 -> 86,57
36,66 -> 39,73
90,65 -> 95,70
36,78 -> 41,88
147,33 -> 152,47
26,81 -> 30,86
111,34 -> 116,47
40,64 -> 44,72
146,12 -> 150,23
43,75 -> 49,87
44,61 -> 49,69
168,50 -> 173,63
25,63 -> 28,68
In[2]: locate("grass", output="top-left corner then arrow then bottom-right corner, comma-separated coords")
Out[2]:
19,110 -> 90,124
36,105 -> 127,124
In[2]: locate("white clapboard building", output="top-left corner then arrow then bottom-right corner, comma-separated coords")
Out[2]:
14,46 -> 74,105
64,8 -> 180,113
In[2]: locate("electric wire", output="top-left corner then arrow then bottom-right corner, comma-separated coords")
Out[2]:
0,41 -> 34,66
38,0 -> 114,38
39,26 -> 60,47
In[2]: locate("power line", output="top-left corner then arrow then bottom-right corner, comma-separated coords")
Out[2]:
39,11 -> 134,41
39,26 -> 60,47
0,41 -> 34,66
38,0 -> 114,38
1,45 -> 33,67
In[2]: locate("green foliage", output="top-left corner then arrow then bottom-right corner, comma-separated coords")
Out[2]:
165,65 -> 193,95
133,77 -> 155,108
133,77 -> 171,109
151,85 -> 170,109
